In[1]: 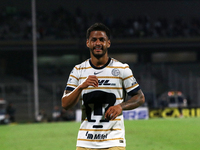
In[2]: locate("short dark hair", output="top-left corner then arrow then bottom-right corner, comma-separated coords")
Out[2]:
86,23 -> 111,39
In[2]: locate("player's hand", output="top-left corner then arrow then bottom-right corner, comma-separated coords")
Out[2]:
105,105 -> 122,120
80,75 -> 98,89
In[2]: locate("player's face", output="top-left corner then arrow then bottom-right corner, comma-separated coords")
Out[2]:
86,31 -> 111,59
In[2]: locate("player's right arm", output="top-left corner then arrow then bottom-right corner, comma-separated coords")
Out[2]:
62,75 -> 98,110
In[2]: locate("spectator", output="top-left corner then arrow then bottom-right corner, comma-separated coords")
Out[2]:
6,102 -> 16,123
52,105 -> 61,121
36,109 -> 48,122
1,7 -> 200,40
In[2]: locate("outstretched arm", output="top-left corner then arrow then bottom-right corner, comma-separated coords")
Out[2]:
62,75 -> 98,110
105,89 -> 145,120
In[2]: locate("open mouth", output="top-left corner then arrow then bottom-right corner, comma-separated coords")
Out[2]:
93,47 -> 102,52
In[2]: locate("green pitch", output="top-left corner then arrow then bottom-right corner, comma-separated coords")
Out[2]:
0,118 -> 199,150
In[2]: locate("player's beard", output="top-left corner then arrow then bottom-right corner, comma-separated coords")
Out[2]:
90,47 -> 107,59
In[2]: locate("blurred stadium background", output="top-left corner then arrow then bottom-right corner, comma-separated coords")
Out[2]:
0,0 -> 200,123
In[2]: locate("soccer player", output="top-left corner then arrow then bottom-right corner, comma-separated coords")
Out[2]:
62,23 -> 145,150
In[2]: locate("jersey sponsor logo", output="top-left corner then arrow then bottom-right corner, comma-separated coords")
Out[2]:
98,80 -> 116,86
86,131 -> 108,140
94,71 -> 103,75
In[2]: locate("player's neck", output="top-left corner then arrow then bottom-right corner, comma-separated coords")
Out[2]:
90,55 -> 109,68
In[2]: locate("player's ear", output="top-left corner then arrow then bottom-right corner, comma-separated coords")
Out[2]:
107,40 -> 111,48
86,39 -> 89,48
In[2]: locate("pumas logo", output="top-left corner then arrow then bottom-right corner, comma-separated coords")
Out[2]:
94,71 -> 103,75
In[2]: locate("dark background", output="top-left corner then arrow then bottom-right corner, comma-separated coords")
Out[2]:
0,0 -> 200,122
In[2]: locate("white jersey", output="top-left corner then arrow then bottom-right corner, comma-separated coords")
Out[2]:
65,57 -> 140,148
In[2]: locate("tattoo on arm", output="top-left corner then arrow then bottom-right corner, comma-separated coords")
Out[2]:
120,90 -> 145,110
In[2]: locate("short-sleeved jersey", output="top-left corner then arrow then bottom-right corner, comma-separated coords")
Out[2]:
65,57 -> 140,149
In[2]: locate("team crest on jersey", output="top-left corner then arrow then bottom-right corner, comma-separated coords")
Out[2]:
111,68 -> 120,76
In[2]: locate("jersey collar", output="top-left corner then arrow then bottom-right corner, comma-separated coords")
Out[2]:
89,57 -> 111,69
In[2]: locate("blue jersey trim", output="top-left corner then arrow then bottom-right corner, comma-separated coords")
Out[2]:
65,86 -> 75,91
127,86 -> 140,96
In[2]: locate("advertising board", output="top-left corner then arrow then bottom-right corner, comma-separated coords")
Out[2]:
149,107 -> 200,118
123,107 -> 149,120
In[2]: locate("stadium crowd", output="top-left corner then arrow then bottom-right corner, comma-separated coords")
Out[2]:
1,6 -> 200,40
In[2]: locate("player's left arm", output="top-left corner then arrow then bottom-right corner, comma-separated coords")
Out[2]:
105,64 -> 145,120
105,89 -> 145,120
120,89 -> 145,110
